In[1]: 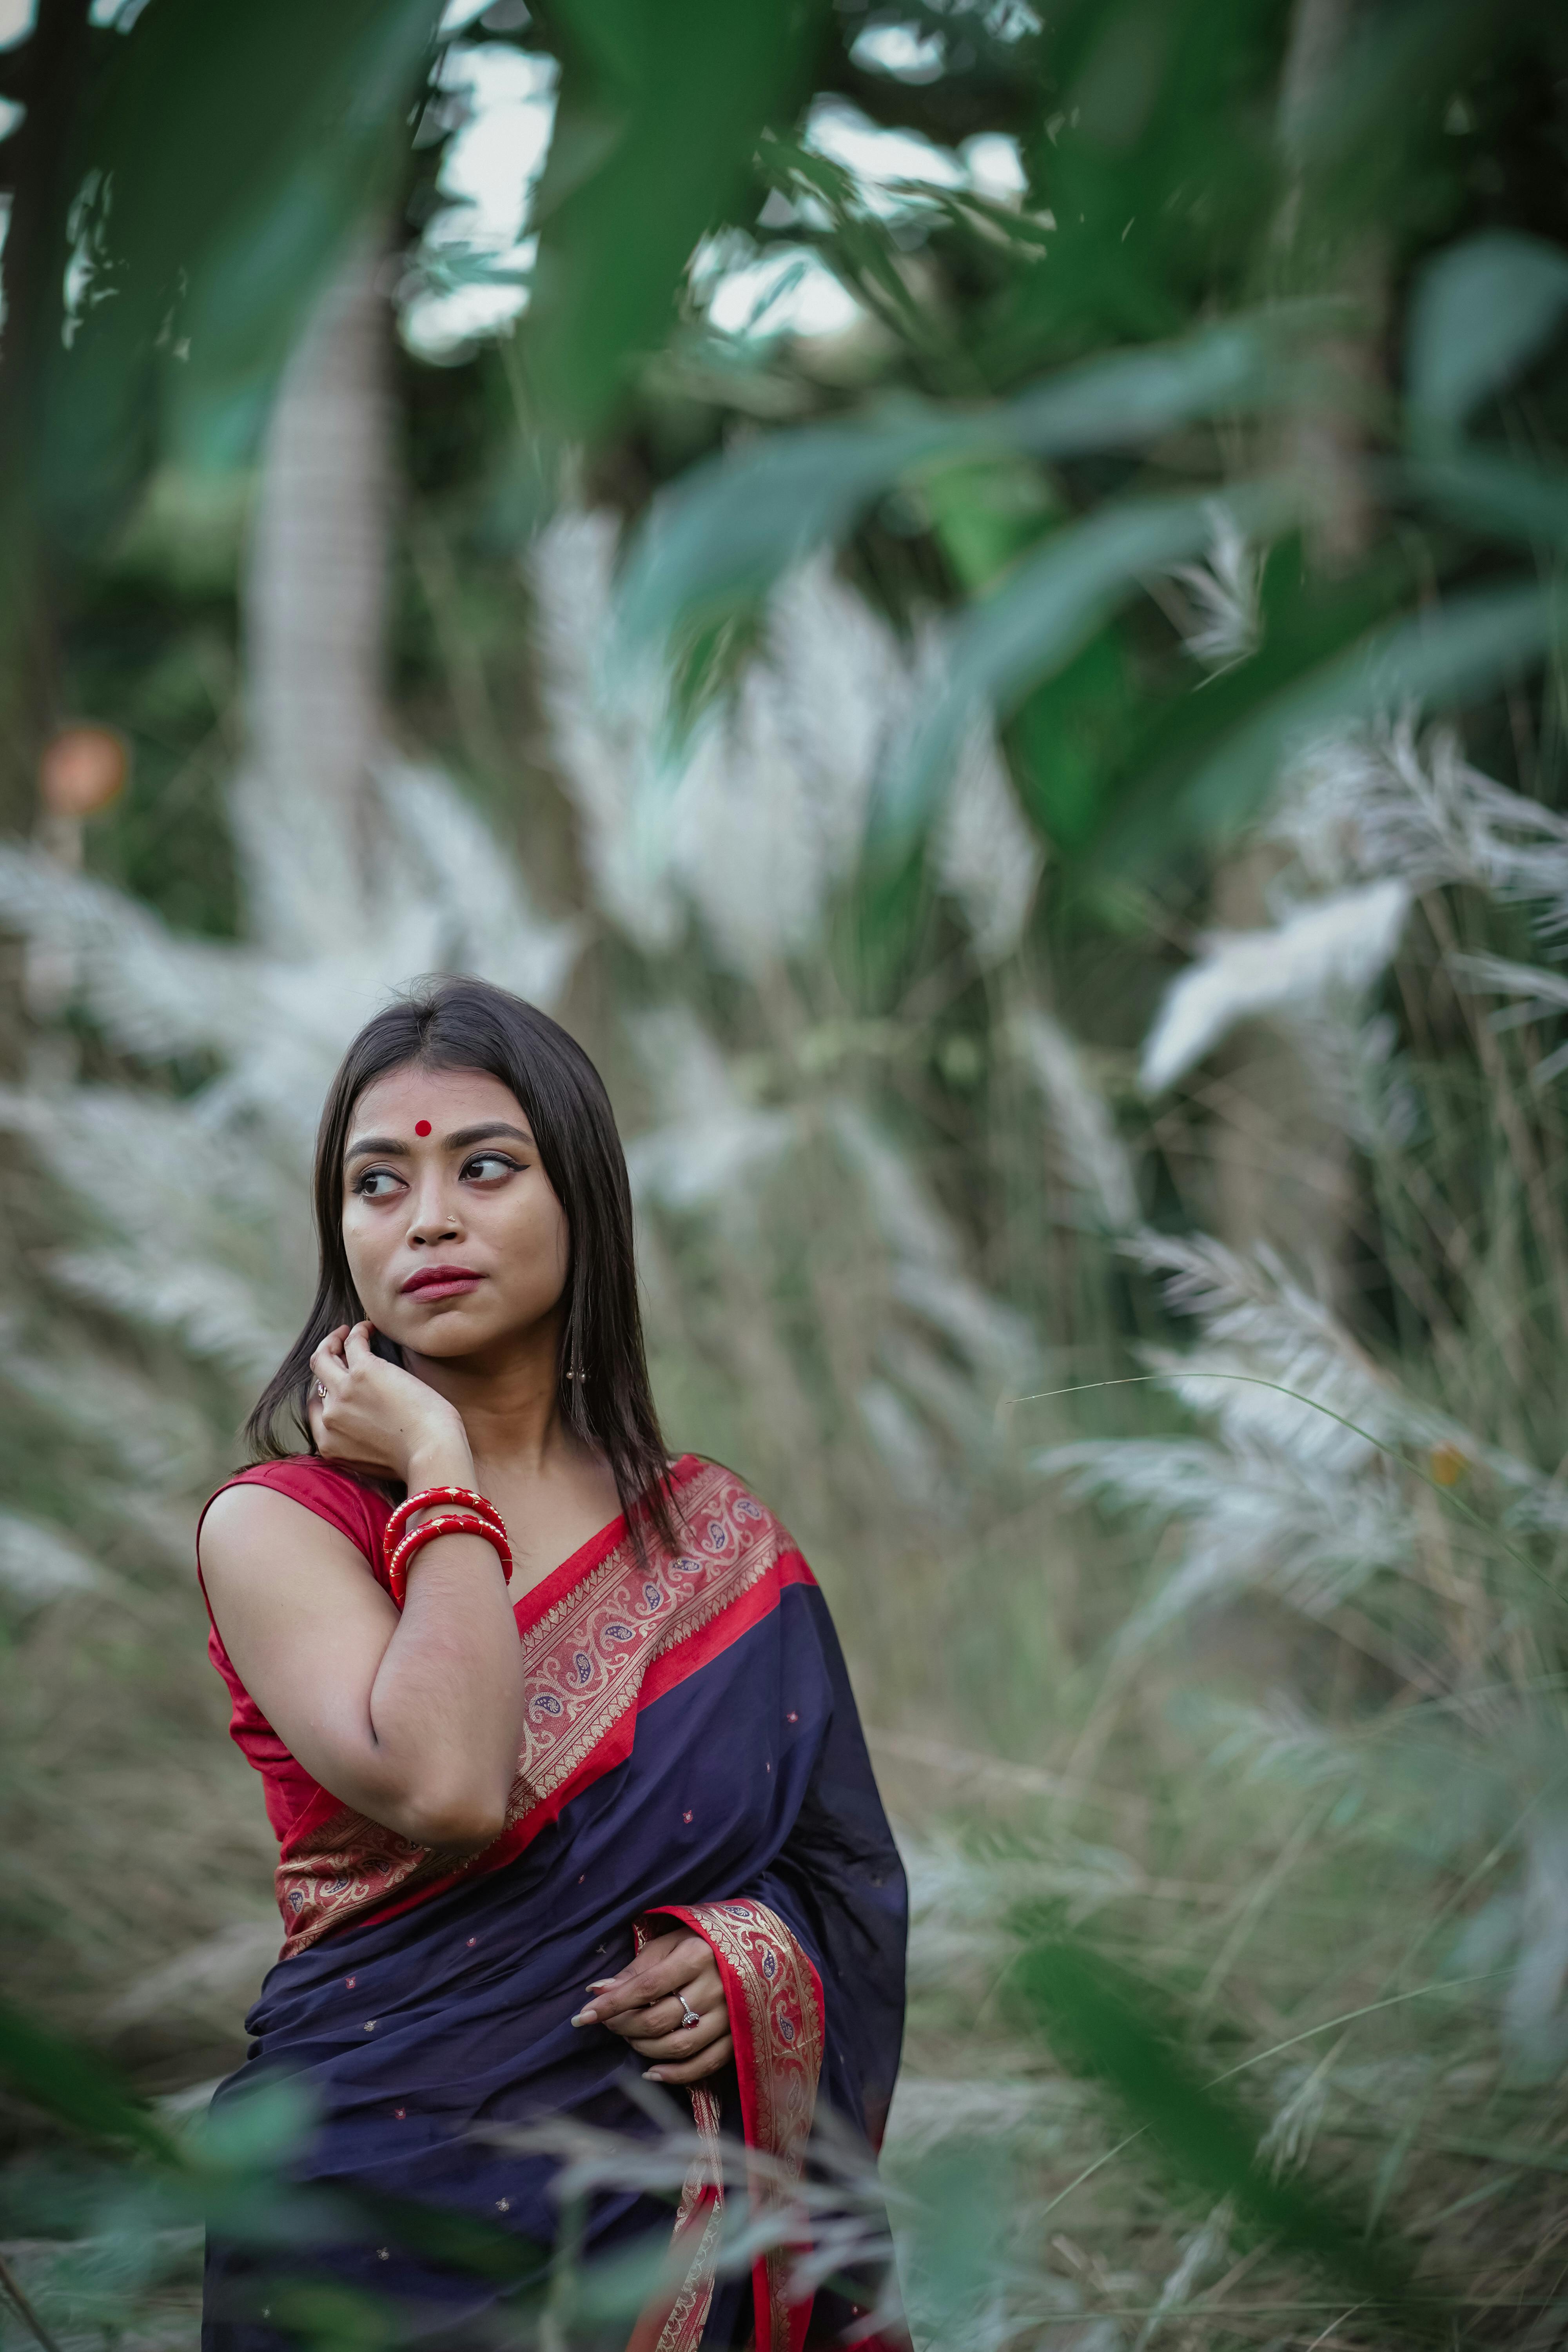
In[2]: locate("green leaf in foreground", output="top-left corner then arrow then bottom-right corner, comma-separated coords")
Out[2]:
1406,230 -> 1568,441
862,481 -> 1297,878
0,2000 -> 178,2163
1408,448 -> 1568,550
46,0 -> 445,537
1009,1930 -> 1446,2340
523,0 -> 823,441
1167,576 -> 1560,855
614,312 -> 1326,654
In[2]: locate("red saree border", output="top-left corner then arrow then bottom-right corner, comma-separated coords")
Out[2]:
645,1900 -> 825,2352
272,1462 -> 816,1956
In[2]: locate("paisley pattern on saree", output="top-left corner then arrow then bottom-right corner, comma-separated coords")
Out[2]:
643,1899 -> 825,2352
624,1947 -> 726,2352
274,1462 -> 807,1956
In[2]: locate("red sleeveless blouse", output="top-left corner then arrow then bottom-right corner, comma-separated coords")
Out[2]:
196,1458 -> 398,1846
197,1450 -> 811,1958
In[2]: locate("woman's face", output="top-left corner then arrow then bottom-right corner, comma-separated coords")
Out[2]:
340,1063 -> 570,1362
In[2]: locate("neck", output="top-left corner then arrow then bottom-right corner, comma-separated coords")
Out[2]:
403,1322 -> 574,1484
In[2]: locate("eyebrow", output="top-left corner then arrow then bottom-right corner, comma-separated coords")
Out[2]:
344,1121 -> 534,1163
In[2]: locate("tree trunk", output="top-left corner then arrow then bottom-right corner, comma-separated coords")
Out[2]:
0,0 -> 95,836
1210,0 -> 1369,1273
230,234 -> 393,956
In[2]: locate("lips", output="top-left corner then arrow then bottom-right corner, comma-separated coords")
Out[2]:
400,1264 -> 484,1300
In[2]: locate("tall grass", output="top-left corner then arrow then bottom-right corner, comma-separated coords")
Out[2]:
5,564 -> 1568,2346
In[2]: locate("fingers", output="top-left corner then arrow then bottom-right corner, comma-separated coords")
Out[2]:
606,1992 -> 708,2043
625,2007 -> 728,2063
596,1962 -> 721,2040
646,2031 -> 733,2086
343,1320 -> 376,1368
307,1338 -> 339,1447
309,1331 -> 350,1393
573,1934 -> 713,2027
569,1931 -> 730,2089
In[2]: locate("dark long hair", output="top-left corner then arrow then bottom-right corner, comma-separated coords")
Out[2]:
245,977 -> 676,1551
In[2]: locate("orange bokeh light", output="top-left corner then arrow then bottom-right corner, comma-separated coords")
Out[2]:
39,724 -> 130,819
1428,1441 -> 1466,1488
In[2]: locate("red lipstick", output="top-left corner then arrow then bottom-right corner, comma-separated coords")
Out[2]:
400,1264 -> 484,1300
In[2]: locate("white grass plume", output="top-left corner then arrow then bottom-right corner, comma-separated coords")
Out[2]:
533,507 -> 1035,975
0,764 -> 580,1158
1044,1436 -> 1412,1632
1200,1693 -> 1364,1792
857,1378 -> 950,1511
1013,1008 -> 1138,1231
1140,879 -> 1409,1094
2,1339 -> 212,1493
0,1510 -> 104,1606
624,1007 -> 797,1213
107,1920 -> 281,2027
829,1101 -> 1037,1386
1172,498 -> 1262,671
933,724 -> 1043,960
1129,1231 -> 1399,1465
1038,1234 -> 1425,1637
1449,951 -> 1568,1089
1293,1005 -> 1419,1152
1272,713 -> 1568,913
1134,2203 -> 1233,2350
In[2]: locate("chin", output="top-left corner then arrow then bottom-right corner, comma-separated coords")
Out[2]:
384,1305 -> 499,1356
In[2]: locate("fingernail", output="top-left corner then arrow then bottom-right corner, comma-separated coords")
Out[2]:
585,1980 -> 613,1992
570,2008 -> 596,2027
644,2070 -> 664,2082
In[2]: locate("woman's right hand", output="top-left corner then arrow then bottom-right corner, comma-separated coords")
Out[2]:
308,1321 -> 472,1487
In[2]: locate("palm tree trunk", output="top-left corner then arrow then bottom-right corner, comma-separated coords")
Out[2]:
230,234 -> 393,955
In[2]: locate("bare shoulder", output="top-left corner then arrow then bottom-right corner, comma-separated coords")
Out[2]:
199,1481 -> 372,1591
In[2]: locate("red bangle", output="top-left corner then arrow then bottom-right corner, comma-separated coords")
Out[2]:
387,1512 -> 514,1610
383,1485 -> 504,1572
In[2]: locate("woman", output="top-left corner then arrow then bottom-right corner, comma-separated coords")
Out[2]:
197,978 -> 907,2351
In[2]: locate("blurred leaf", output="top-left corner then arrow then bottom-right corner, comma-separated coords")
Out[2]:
619,405 -> 958,651
615,310 -> 1325,652
1168,576 -> 1560,854
521,0 -> 825,439
1008,628 -> 1134,851
865,482 -> 1296,876
922,455 -> 1059,593
1081,537 -> 1417,864
45,0 -> 445,543
192,2073 -> 318,2173
1407,232 -> 1568,441
1410,447 -> 1568,548
989,0 -> 1287,365
1279,0 -> 1545,309
1010,1927 -> 1442,2337
895,2142 -> 1018,2341
0,2000 -> 178,2162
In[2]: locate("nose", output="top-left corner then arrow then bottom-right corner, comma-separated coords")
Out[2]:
406,1171 -> 461,1248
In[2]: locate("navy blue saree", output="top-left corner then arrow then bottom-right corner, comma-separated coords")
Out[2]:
199,1455 -> 907,2350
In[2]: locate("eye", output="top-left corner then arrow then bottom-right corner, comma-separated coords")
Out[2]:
461,1151 -> 520,1184
351,1167 -> 405,1200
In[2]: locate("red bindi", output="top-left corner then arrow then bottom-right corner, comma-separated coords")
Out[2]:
414,1120 -> 432,1136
